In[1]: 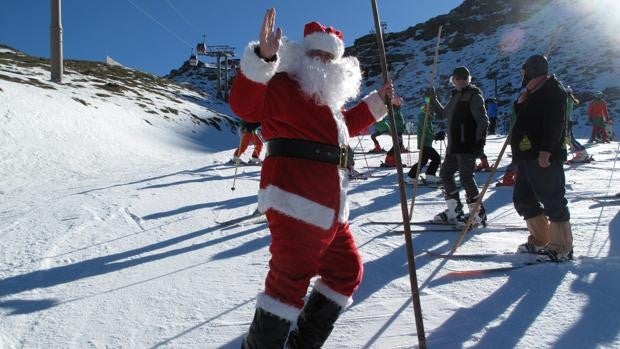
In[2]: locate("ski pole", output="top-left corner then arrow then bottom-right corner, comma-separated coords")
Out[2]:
408,25 -> 442,221
369,1 -> 426,347
230,127 -> 244,191
450,119 -> 515,253
357,135 -> 370,170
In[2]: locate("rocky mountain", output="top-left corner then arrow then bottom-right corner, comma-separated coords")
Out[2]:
349,0 -> 619,120
0,44 -> 237,133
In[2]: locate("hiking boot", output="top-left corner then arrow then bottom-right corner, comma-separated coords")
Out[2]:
433,198 -> 464,224
535,248 -> 573,263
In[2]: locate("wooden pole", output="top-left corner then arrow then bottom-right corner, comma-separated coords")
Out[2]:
369,1 -> 426,347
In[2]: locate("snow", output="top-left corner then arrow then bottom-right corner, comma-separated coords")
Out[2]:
2,27 -> 620,349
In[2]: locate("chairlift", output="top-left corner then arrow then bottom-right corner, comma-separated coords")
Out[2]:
189,49 -> 198,67
196,34 -> 207,55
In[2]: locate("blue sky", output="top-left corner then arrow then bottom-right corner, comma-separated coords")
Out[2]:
0,1 -> 462,76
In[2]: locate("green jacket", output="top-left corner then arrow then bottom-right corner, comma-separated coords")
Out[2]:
417,109 -> 434,149
375,107 -> 405,134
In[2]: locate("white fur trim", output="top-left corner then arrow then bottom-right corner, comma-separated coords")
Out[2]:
239,41 -> 280,85
258,185 -> 335,230
337,170 -> 349,223
313,279 -> 352,309
330,109 -> 350,146
303,32 -> 345,59
362,91 -> 388,121
256,292 -> 301,322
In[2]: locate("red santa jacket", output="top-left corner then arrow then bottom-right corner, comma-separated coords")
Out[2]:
230,43 -> 387,230
587,100 -> 609,121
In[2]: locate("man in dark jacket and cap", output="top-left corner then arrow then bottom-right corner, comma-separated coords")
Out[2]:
511,54 -> 573,262
428,66 -> 489,227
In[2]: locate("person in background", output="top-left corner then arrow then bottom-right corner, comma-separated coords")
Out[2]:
428,66 -> 489,227
587,91 -> 610,143
511,54 -> 573,262
406,101 -> 442,184
486,97 -> 498,135
382,96 -> 407,167
230,8 -> 392,348
565,86 -> 590,163
231,120 -> 263,164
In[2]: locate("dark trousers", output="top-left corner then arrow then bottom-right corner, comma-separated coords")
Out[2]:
408,146 -> 440,178
489,118 -> 497,135
439,153 -> 478,201
513,159 -> 570,221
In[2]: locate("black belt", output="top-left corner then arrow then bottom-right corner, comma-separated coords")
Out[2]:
266,138 -> 354,169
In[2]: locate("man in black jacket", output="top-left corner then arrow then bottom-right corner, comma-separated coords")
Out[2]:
511,54 -> 573,262
429,66 -> 489,227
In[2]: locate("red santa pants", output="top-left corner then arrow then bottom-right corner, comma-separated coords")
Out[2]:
264,210 -> 363,309
233,132 -> 263,158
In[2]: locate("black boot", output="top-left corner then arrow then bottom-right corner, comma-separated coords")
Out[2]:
287,291 -> 342,349
242,308 -> 291,349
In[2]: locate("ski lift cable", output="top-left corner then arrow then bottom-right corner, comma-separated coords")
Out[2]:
125,0 -> 192,48
164,0 -> 201,35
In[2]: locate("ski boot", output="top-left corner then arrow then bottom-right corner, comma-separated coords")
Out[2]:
475,158 -> 490,172
433,198 -> 464,224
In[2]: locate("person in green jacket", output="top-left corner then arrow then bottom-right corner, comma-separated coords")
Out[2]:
381,96 -> 409,166
406,103 -> 442,184
370,96 -> 406,154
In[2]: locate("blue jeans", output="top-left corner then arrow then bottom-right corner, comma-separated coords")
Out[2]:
513,159 -> 570,221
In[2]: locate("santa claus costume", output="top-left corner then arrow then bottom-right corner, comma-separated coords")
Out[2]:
230,21 -> 387,348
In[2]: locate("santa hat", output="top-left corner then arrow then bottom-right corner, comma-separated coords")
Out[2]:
303,21 -> 345,59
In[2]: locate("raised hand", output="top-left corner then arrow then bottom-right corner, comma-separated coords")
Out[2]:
378,81 -> 394,103
259,8 -> 282,59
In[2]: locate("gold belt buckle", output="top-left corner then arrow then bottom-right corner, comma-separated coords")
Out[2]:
338,144 -> 348,169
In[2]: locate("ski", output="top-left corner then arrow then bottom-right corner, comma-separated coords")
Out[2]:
216,211 -> 263,227
424,249 -> 512,259
225,160 -> 261,167
365,219 -> 525,231
444,262 -> 543,276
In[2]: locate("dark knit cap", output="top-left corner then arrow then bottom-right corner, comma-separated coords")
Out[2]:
522,55 -> 548,79
452,66 -> 470,79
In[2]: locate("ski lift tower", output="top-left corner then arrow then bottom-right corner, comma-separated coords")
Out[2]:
196,35 -> 235,100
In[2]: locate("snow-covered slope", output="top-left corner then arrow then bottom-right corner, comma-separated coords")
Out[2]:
1,4 -> 620,347
351,0 -> 620,122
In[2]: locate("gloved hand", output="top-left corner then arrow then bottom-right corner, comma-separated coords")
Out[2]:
434,131 -> 446,141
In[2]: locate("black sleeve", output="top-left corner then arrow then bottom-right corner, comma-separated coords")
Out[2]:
540,88 -> 567,152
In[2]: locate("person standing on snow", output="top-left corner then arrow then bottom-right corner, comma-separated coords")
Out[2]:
231,120 -> 263,164
229,8 -> 392,348
486,97 -> 498,135
369,96 -> 405,155
511,54 -> 573,262
428,66 -> 489,227
565,86 -> 590,163
382,96 -> 408,167
587,91 -> 610,143
406,101 -> 442,184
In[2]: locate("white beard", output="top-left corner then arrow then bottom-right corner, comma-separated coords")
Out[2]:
278,41 -> 362,110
